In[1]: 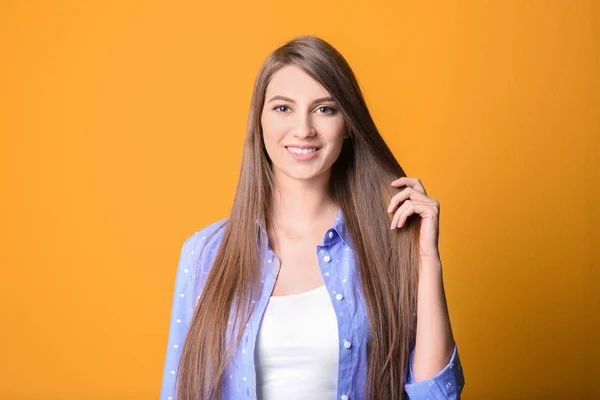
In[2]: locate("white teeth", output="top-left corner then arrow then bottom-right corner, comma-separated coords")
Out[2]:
287,147 -> 317,155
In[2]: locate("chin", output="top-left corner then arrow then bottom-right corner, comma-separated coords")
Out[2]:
288,168 -> 329,181
288,172 -> 316,181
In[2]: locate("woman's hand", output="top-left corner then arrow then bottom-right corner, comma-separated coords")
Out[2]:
389,178 -> 457,384
387,176 -> 441,262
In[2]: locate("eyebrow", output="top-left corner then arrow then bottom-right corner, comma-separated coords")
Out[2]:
267,95 -> 336,104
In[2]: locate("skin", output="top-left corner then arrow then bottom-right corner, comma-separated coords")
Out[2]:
389,177 -> 456,381
260,65 -> 347,296
261,65 -> 455,382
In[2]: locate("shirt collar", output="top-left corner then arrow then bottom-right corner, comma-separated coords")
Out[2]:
255,207 -> 353,250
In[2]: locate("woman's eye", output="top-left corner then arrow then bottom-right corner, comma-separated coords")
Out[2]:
273,105 -> 336,114
318,106 -> 336,114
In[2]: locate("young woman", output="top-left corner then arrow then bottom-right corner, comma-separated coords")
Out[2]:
160,35 -> 465,400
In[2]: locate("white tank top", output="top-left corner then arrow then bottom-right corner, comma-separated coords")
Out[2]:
254,285 -> 339,400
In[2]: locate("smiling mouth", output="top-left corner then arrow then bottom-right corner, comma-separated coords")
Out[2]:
285,146 -> 320,155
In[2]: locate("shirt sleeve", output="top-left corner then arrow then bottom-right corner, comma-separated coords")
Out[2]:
159,239 -> 197,400
404,344 -> 465,400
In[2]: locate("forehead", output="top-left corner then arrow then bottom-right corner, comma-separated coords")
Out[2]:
265,65 -> 331,99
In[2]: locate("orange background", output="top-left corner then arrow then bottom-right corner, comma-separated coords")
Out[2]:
1,1 -> 598,399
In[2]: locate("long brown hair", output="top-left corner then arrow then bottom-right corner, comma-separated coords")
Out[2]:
177,35 -> 421,400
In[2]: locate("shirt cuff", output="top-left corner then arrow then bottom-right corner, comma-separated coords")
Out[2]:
404,344 -> 465,400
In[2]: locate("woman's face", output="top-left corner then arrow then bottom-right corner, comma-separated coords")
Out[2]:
261,65 -> 347,183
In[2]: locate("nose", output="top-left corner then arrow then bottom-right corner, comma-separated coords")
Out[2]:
293,113 -> 316,138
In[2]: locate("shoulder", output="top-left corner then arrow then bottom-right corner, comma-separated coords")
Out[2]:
181,216 -> 229,259
179,216 -> 229,274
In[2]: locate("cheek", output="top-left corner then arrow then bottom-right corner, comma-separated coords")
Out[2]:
262,115 -> 288,144
261,119 -> 285,161
329,140 -> 345,161
328,129 -> 347,160
323,121 -> 347,148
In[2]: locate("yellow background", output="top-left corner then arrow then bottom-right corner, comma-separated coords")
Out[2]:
1,1 -> 598,399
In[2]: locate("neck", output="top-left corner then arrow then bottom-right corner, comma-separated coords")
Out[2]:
267,170 -> 338,232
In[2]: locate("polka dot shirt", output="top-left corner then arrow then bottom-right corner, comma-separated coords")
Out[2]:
160,209 -> 465,399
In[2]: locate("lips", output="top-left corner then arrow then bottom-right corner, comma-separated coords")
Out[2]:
286,146 -> 319,155
285,146 -> 321,160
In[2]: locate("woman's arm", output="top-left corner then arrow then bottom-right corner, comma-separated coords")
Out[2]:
388,177 -> 465,398
412,257 -> 455,381
160,240 -> 195,400
403,257 -> 465,400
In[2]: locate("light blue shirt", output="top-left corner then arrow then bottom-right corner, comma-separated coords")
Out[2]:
160,209 -> 465,399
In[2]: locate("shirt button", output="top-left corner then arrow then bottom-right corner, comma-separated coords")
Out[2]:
341,396 -> 349,400
335,293 -> 344,301
328,231 -> 334,239
324,255 -> 331,262
344,341 -> 352,349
